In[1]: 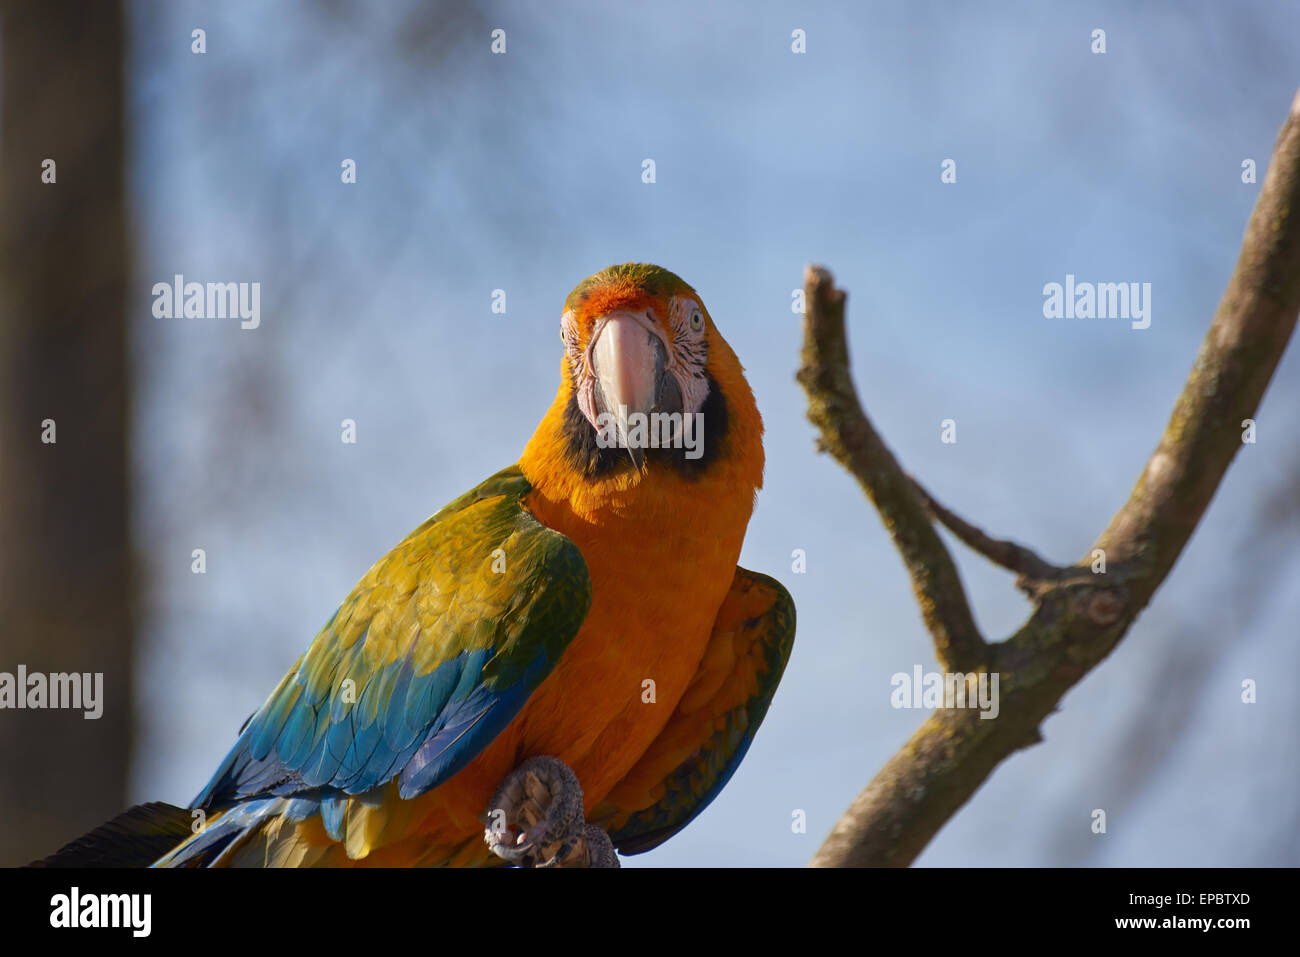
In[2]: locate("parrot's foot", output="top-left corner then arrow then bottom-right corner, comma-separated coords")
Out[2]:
483,755 -> 619,868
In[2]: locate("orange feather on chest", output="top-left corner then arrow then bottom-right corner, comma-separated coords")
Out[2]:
406,392 -> 760,850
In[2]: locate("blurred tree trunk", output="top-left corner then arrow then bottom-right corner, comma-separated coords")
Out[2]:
0,0 -> 133,865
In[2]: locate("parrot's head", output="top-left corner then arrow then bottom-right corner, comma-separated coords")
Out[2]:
521,263 -> 764,512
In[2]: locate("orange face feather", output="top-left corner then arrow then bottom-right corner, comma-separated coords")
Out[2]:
523,262 -> 764,516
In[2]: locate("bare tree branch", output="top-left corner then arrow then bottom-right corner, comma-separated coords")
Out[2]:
796,269 -> 988,673
802,84 -> 1300,868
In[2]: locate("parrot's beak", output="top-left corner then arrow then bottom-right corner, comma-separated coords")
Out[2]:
590,311 -> 670,469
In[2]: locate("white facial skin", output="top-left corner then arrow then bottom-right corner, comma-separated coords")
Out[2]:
564,296 -> 710,436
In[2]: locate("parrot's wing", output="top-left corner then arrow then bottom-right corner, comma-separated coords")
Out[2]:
594,567 -> 796,854
193,465 -> 592,807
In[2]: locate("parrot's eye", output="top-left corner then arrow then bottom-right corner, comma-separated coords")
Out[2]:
689,309 -> 704,332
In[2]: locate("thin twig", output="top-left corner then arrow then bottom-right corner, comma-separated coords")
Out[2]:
908,476 -> 1063,586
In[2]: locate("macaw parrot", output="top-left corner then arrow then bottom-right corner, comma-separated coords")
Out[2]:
36,263 -> 795,868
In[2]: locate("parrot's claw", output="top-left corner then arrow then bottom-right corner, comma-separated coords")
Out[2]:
574,824 -> 619,868
483,755 -> 619,868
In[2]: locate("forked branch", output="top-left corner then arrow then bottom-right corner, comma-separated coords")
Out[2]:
799,84 -> 1300,868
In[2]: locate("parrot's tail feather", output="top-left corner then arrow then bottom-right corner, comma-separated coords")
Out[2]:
27,802 -> 196,868
152,796 -> 318,867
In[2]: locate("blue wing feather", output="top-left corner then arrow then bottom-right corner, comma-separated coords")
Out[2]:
186,465 -> 591,843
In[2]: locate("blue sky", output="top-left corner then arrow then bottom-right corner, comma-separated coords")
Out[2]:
127,0 -> 1300,865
